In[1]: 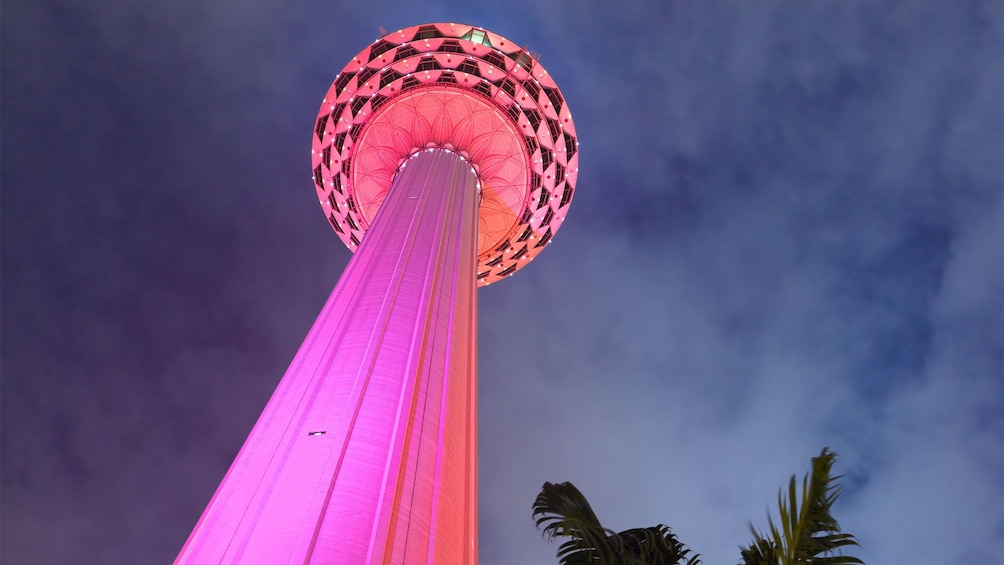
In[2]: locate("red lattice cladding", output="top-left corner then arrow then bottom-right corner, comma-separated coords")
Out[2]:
311,23 -> 579,285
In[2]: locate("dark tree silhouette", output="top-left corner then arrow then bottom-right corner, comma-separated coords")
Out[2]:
533,448 -> 862,565
533,481 -> 699,565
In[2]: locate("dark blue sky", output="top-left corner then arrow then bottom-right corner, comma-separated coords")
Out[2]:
3,1 -> 1002,563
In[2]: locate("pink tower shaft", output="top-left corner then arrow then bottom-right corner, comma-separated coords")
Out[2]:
177,149 -> 479,564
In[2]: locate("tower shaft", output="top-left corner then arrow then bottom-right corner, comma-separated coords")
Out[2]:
178,149 -> 479,564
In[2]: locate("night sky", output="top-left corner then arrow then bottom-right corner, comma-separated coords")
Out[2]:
3,1 -> 1002,564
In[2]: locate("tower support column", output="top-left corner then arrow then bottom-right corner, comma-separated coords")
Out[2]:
178,148 -> 480,564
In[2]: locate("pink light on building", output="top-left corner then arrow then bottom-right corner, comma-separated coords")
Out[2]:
177,23 -> 578,564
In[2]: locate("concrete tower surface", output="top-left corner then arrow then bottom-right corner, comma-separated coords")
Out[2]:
177,23 -> 578,564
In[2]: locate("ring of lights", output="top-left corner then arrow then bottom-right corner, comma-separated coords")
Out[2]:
311,22 -> 578,285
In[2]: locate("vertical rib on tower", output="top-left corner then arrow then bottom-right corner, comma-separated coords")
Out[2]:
177,149 -> 479,564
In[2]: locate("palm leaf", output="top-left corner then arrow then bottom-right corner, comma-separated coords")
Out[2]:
742,448 -> 863,565
533,482 -> 700,565
533,481 -> 620,564
740,537 -> 781,565
616,525 -> 702,565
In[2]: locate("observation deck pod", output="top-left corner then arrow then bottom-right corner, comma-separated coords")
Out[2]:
311,23 -> 579,285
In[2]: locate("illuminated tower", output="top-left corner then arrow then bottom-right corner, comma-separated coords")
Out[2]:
177,23 -> 578,564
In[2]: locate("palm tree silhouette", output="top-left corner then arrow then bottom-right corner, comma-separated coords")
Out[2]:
533,448 -> 862,565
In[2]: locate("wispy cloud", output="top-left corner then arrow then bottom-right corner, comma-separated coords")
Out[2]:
2,1 -> 1000,564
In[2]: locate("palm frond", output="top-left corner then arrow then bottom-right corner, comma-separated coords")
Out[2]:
616,524 -> 701,565
533,481 -> 619,564
742,448 -> 863,565
533,482 -> 701,565
740,537 -> 781,565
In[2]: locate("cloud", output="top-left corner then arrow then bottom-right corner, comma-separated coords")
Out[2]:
2,1 -> 1000,564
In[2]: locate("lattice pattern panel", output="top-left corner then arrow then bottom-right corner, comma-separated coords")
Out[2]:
311,23 -> 579,286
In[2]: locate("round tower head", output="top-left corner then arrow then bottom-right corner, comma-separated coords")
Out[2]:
311,23 -> 579,286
